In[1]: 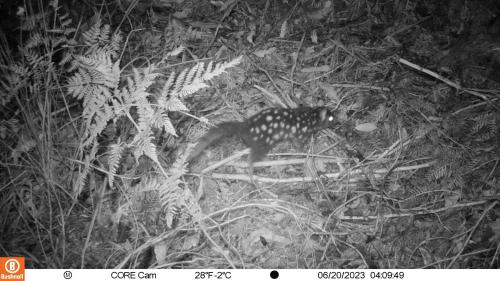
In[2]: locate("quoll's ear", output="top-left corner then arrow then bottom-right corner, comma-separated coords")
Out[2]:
319,107 -> 328,121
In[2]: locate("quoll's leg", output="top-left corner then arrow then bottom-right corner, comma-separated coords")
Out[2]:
249,145 -> 270,166
247,157 -> 257,188
292,137 -> 307,152
248,147 -> 278,198
247,145 -> 270,188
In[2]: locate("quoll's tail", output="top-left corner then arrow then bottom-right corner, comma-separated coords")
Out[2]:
187,121 -> 242,162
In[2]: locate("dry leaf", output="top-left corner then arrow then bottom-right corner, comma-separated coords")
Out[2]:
355,123 -> 377,132
253,47 -> 276,58
246,22 -> 256,45
154,241 -> 168,263
280,20 -> 287,38
319,83 -> 340,102
311,29 -> 318,43
445,193 -> 460,207
182,233 -> 201,250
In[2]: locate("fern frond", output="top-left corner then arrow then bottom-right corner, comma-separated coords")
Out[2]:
471,113 -> 491,134
451,174 -> 465,189
132,131 -> 159,163
107,142 -> 125,188
162,56 -> 242,101
83,103 -> 114,146
25,32 -> 45,49
109,33 -> 123,58
74,140 -> 98,196
489,115 -> 498,136
67,50 -> 121,147
58,51 -> 74,66
185,62 -> 202,85
80,19 -> 122,58
24,48 -> 43,67
172,67 -> 189,94
202,56 -> 242,81
133,67 -> 159,94
164,97 -> 189,112
157,72 -> 178,106
179,79 -> 209,97
137,102 -> 155,131
164,70 -> 177,91
162,113 -> 177,136
475,131 -> 496,142
154,56 -> 241,142
184,56 -> 242,97
143,137 -> 159,163
67,69 -> 92,99
165,45 -> 185,58
427,165 -> 449,181
159,144 -> 192,228
70,54 -> 120,89
159,177 -> 183,228
58,13 -> 73,30
82,20 -> 103,46
0,118 -> 19,139
98,24 -> 111,43
148,111 -> 161,129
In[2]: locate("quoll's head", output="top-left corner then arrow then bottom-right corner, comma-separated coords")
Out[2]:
315,107 -> 339,129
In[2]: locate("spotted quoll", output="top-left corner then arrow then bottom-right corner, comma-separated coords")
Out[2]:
187,107 -> 341,167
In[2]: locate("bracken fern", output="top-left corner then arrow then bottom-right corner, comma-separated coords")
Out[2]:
65,20 -> 241,219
